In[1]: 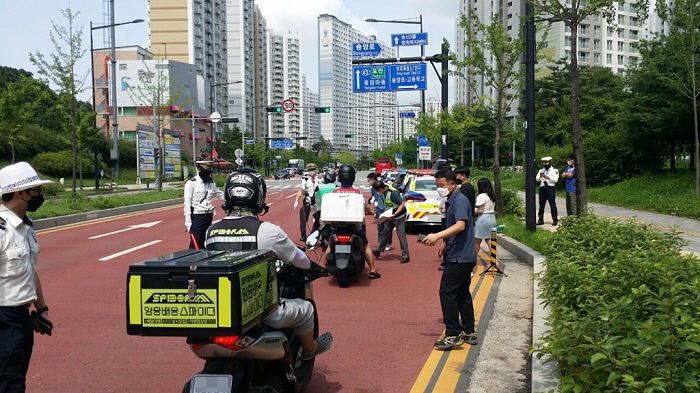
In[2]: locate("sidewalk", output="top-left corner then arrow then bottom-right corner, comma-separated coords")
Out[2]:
520,191 -> 700,254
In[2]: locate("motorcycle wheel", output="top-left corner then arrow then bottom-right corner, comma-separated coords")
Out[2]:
337,270 -> 350,288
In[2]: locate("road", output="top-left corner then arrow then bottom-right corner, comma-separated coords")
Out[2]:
28,183 -> 504,392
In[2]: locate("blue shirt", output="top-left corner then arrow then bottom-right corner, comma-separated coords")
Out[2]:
445,190 -> 477,263
371,187 -> 386,216
564,166 -> 576,193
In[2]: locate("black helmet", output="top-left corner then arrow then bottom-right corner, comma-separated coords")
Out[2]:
323,169 -> 337,184
223,168 -> 268,214
337,164 -> 356,184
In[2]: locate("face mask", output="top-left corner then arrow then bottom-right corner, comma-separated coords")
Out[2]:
437,187 -> 449,198
200,169 -> 212,180
544,164 -> 551,170
26,193 -> 45,212
567,160 -> 573,166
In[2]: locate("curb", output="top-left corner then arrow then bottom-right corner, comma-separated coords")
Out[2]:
34,198 -> 184,231
497,234 -> 559,393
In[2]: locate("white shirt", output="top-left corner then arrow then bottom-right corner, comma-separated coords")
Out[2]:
184,176 -> 224,224
475,193 -> 496,214
536,166 -> 559,187
0,209 -> 39,306
300,175 -> 317,199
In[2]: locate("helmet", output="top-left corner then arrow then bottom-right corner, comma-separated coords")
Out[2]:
223,169 -> 267,214
323,169 -> 337,184
337,164 -> 356,184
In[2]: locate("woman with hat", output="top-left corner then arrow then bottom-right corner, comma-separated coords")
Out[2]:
0,162 -> 53,391
536,156 -> 559,226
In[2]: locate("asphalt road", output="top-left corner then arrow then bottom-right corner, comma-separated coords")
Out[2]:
29,185 -> 502,393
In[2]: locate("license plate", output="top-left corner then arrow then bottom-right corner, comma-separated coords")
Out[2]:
190,374 -> 232,393
335,244 -> 352,254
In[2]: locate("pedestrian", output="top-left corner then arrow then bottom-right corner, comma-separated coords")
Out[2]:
454,166 -> 476,212
366,172 -> 392,251
474,178 -> 497,257
421,168 -> 478,350
0,162 -> 53,392
536,156 -> 559,226
562,153 -> 577,216
184,160 -> 223,249
371,181 -> 410,263
293,163 -> 318,242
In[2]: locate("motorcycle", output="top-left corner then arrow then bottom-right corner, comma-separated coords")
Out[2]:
323,224 -> 366,287
183,258 -> 327,393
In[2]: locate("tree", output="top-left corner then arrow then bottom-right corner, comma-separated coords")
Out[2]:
30,7 -> 87,194
311,136 -> 333,156
655,0 -> 700,195
337,151 -> 357,166
76,106 -> 101,190
452,13 -> 524,216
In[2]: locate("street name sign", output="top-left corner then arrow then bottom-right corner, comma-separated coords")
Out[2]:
352,42 -> 382,58
391,32 -> 428,47
353,63 -> 427,93
270,139 -> 294,149
419,146 -> 432,160
245,139 -> 255,145
400,111 -> 416,119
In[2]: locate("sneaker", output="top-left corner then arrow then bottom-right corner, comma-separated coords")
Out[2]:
434,335 -> 464,350
459,332 -> 478,345
400,258 -> 410,264
552,221 -> 558,226
536,221 -> 544,226
385,245 -> 392,251
372,250 -> 380,259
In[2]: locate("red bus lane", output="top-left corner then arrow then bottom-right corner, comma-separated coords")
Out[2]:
28,191 -> 489,392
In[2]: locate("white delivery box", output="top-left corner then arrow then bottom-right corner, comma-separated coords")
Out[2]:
320,193 -> 365,223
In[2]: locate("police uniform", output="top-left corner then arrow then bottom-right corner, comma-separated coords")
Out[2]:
536,157 -> 559,225
298,170 -> 317,241
184,173 -> 224,249
205,215 -> 315,335
373,184 -> 410,262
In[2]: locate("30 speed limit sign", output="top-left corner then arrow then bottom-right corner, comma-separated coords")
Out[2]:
282,99 -> 295,113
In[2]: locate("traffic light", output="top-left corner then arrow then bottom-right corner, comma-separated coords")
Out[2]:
266,106 -> 283,113
154,147 -> 160,162
314,107 -> 331,113
344,134 -> 354,138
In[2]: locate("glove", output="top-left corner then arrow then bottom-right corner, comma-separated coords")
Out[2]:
294,200 -> 299,209
185,221 -> 191,232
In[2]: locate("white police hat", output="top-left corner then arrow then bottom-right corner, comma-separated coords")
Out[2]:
196,160 -> 213,169
541,156 -> 553,161
0,162 -> 53,194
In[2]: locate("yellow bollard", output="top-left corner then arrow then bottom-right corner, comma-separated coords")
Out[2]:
480,227 -> 507,277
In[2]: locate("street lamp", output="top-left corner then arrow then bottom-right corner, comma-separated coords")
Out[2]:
90,18 -> 144,188
365,16 -> 425,116
209,80 -> 243,157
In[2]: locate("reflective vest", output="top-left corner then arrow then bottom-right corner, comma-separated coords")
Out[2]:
204,216 -> 262,253
382,185 -> 399,209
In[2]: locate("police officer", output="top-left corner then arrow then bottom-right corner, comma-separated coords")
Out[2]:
0,162 -> 53,392
293,163 -> 318,242
536,156 -> 559,226
371,181 -> 410,263
184,160 -> 223,249
205,169 -> 333,361
309,169 -> 338,240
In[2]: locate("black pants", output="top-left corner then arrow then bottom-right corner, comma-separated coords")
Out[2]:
299,202 -> 311,239
0,307 -> 33,393
538,185 -> 558,223
189,213 -> 213,249
310,211 -> 321,235
440,262 -> 477,337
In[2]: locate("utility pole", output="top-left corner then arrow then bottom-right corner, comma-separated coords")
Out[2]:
109,0 -> 119,179
524,3 -> 537,232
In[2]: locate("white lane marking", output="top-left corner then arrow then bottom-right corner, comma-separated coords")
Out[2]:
283,185 -> 294,189
88,221 -> 163,239
99,240 -> 162,261
267,203 -> 274,206
285,193 -> 297,199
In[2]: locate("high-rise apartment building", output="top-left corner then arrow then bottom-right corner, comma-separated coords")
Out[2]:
302,74 -> 321,147
268,30 -> 303,145
318,14 -> 398,156
226,1 -> 268,140
149,0 -> 227,118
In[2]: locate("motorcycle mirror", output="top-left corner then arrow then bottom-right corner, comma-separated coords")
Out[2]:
306,230 -> 320,248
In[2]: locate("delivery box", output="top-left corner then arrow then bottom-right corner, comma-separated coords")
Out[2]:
127,249 -> 278,337
320,192 -> 365,223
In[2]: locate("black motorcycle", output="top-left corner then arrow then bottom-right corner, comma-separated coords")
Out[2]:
324,224 -> 366,287
183,260 -> 327,393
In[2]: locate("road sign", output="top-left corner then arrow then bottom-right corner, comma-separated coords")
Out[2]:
396,153 -> 403,159
221,117 -> 239,124
234,149 -> 243,158
270,139 -> 294,149
282,99 -> 295,112
391,32 -> 428,47
235,158 -> 243,166
210,111 -> 221,123
361,135 -> 369,143
400,111 -> 416,119
418,146 -> 432,160
418,135 -> 429,147
353,63 -> 427,93
352,42 -> 382,58
245,139 -> 255,145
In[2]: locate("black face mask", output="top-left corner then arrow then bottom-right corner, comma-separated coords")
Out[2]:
544,164 -> 551,170
26,193 -> 45,212
200,169 -> 212,181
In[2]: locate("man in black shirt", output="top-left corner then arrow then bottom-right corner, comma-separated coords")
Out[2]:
455,166 -> 475,211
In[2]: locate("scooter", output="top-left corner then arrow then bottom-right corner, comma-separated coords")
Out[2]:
183,260 -> 327,393
324,224 -> 366,287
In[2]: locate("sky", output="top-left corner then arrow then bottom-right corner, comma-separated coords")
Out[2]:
0,0 -> 459,104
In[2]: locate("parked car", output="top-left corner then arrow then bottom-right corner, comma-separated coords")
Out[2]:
274,169 -> 290,180
404,171 -> 442,226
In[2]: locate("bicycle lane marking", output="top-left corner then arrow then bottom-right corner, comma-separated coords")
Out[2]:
410,250 -> 497,392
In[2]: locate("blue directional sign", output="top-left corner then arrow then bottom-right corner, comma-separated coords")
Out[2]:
418,135 -> 429,147
353,63 -> 427,93
352,42 -> 382,58
400,111 -> 417,119
245,139 -> 255,145
391,32 -> 428,47
270,139 -> 294,149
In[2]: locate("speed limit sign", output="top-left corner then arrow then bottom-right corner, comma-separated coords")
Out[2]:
282,99 -> 295,113
362,136 -> 369,143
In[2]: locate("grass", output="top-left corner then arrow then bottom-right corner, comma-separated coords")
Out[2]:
31,189 -> 184,220
497,214 -> 553,254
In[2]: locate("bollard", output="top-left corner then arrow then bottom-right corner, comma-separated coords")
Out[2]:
480,227 -> 507,277
146,179 -> 150,188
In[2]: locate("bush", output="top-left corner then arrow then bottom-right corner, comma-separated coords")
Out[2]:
118,140 -> 137,167
535,215 -> 700,392
33,150 -> 106,178
501,188 -> 524,217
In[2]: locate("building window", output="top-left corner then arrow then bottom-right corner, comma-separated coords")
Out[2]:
594,39 -> 601,49
617,68 -> 625,75
618,2 -> 625,11
565,50 -> 571,60
119,107 -> 137,116
629,16 -> 639,26
579,51 -> 589,63
607,26 -> 615,35
618,28 -> 625,38
507,25 -> 513,30
618,41 -> 625,51
566,35 -> 572,47
565,25 -> 571,33
594,26 -> 601,36
630,29 -> 639,39
119,64 -> 127,70
618,54 -> 625,65
607,39 -> 613,50
594,53 -> 601,64
607,53 -> 612,64
580,37 -> 589,48
629,56 -> 638,65
580,24 -> 589,34
630,3 -> 638,12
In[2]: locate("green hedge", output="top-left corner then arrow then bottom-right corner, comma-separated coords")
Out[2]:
33,150 -> 106,178
535,215 -> 700,392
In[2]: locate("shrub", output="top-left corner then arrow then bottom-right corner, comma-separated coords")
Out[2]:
535,215 -> 700,392
501,188 -> 524,217
118,140 -> 137,167
33,150 -> 106,178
